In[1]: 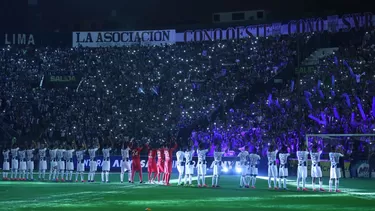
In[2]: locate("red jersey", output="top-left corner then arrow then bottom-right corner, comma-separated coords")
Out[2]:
148,149 -> 157,160
157,149 -> 164,162
164,143 -> 178,161
131,147 -> 143,160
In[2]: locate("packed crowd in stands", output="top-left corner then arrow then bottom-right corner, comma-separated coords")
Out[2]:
0,29 -> 375,161
0,36 -> 293,153
204,30 -> 375,159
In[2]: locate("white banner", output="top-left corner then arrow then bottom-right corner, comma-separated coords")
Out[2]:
72,30 -> 176,47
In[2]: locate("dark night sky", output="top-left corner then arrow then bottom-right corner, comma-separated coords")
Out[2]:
0,0 -> 371,32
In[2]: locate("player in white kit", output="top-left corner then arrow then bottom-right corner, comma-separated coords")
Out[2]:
26,143 -> 35,181
38,145 -> 47,180
310,144 -> 324,191
75,145 -> 86,182
65,146 -> 75,182
2,147 -> 10,180
10,145 -> 19,180
56,147 -> 66,181
120,139 -> 131,183
278,146 -> 290,190
176,147 -> 185,186
248,148 -> 260,189
48,147 -> 58,181
296,145 -> 309,191
88,145 -> 99,182
196,142 -> 210,187
211,144 -> 225,188
237,146 -> 249,188
267,144 -> 278,189
18,148 -> 27,180
329,146 -> 344,192
184,145 -> 195,186
102,144 -> 112,183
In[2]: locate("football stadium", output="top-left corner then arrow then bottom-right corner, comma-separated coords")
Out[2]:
1,1 -> 375,211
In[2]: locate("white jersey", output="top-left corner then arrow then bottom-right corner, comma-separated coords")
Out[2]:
3,150 -> 10,160
121,148 -> 130,159
49,149 -> 57,160
19,150 -> 26,161
267,150 -> 278,165
238,151 -> 249,165
65,149 -> 75,160
56,149 -> 65,160
39,148 -> 47,159
214,151 -> 225,162
88,148 -> 98,159
26,149 -> 34,160
278,153 -> 290,165
184,150 -> 194,162
248,153 -> 260,166
76,150 -> 85,162
297,151 -> 309,166
176,151 -> 185,162
310,151 -> 322,165
329,152 -> 343,166
102,148 -> 111,159
197,149 -> 209,162
11,148 -> 19,159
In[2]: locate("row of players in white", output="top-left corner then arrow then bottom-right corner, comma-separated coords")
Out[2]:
2,147 -> 117,183
252,149 -> 344,192
2,147 -> 343,191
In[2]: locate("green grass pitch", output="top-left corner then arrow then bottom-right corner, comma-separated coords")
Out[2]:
0,173 -> 375,211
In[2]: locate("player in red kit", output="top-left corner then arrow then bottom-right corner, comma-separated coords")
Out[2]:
130,139 -> 144,183
156,143 -> 165,184
163,138 -> 178,186
146,142 -> 157,183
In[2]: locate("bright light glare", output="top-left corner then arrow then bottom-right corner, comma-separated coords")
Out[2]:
222,168 -> 228,173
235,168 -> 241,173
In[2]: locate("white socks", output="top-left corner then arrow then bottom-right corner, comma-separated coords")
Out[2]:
201,175 -> 206,186
297,177 -> 300,189
101,171 -> 109,182
178,174 -> 182,185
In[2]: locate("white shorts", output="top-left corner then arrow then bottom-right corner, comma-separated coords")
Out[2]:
50,161 -> 58,171
185,163 -> 194,175
90,160 -> 97,172
240,165 -> 249,176
58,160 -> 65,170
197,163 -> 207,175
268,165 -> 278,177
297,166 -> 307,178
248,165 -> 258,176
27,161 -> 34,171
102,160 -> 110,171
279,166 -> 288,177
77,161 -> 85,172
177,162 -> 185,175
121,159 -> 131,172
11,159 -> 19,170
39,160 -> 47,170
330,166 -> 341,179
3,161 -> 10,171
212,162 -> 221,176
311,165 -> 322,178
66,161 -> 74,171
19,161 -> 27,170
